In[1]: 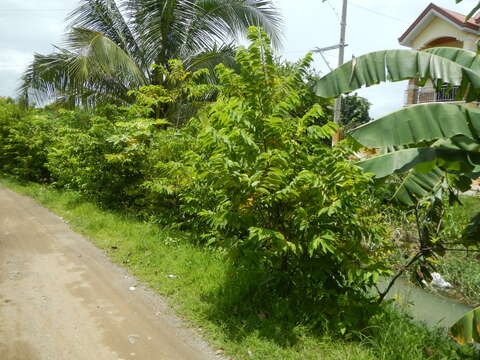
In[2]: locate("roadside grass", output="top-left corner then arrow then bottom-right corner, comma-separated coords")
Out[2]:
437,195 -> 480,306
2,177 -> 476,360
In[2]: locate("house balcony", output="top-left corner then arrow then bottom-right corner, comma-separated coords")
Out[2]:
405,86 -> 460,106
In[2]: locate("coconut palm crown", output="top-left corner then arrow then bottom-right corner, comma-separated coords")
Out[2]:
21,0 -> 283,107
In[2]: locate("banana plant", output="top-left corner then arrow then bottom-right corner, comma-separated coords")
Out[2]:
314,47 -> 480,203
315,47 -> 480,205
314,45 -> 480,344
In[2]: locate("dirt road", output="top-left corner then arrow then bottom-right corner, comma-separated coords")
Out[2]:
0,185 -> 219,360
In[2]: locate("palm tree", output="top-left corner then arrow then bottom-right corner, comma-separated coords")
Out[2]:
21,0 -> 283,107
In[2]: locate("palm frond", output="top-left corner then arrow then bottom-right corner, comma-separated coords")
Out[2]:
126,0 -> 199,64
65,27 -> 147,86
20,49 -> 77,105
127,0 -> 283,64
184,42 -> 237,73
21,28 -> 148,107
68,0 -> 148,70
193,0 -> 283,48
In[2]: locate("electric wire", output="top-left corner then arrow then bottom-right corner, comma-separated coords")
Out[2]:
349,1 -> 409,24
0,9 -> 69,11
323,0 -> 341,22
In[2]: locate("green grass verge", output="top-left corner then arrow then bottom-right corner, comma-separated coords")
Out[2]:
2,177 -> 475,360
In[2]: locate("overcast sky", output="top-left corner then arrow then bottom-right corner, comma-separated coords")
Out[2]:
0,0 -> 476,117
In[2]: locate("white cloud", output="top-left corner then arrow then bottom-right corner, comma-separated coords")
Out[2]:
0,49 -> 33,74
0,0 -> 77,97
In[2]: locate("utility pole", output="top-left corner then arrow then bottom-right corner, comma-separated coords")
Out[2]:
332,0 -> 348,143
334,0 -> 348,125
315,1 -> 349,144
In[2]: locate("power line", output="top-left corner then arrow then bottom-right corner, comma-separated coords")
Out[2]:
349,1 -> 408,24
323,0 -> 341,22
284,49 -> 337,55
0,9 -> 69,11
0,67 -> 29,71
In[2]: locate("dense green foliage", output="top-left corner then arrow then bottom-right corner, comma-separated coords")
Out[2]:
1,30 -> 394,334
341,93 -> 372,127
177,31 -> 392,330
3,20 -> 480,356
0,98 -> 55,181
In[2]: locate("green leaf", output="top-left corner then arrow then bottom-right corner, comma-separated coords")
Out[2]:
461,212 -> 480,247
356,147 -> 478,179
455,0 -> 480,20
310,233 -> 336,255
426,47 -> 480,72
314,50 -> 480,101
351,103 -> 480,149
467,4 -> 480,20
393,168 -> 446,206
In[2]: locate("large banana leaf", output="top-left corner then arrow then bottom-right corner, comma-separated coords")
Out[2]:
426,47 -> 480,73
450,306 -> 480,345
314,50 -> 480,101
353,105 -> 480,204
350,103 -> 480,148
393,168 -> 446,206
357,147 -> 480,179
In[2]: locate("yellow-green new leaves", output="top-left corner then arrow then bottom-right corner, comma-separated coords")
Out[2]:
309,233 -> 336,256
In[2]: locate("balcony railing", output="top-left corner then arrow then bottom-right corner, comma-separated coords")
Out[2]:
405,86 -> 460,105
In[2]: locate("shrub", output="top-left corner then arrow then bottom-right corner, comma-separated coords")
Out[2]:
0,99 -> 54,182
177,28 -> 392,331
47,62 -> 211,209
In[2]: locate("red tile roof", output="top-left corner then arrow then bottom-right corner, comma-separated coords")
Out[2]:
441,7 -> 479,28
399,3 -> 479,44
